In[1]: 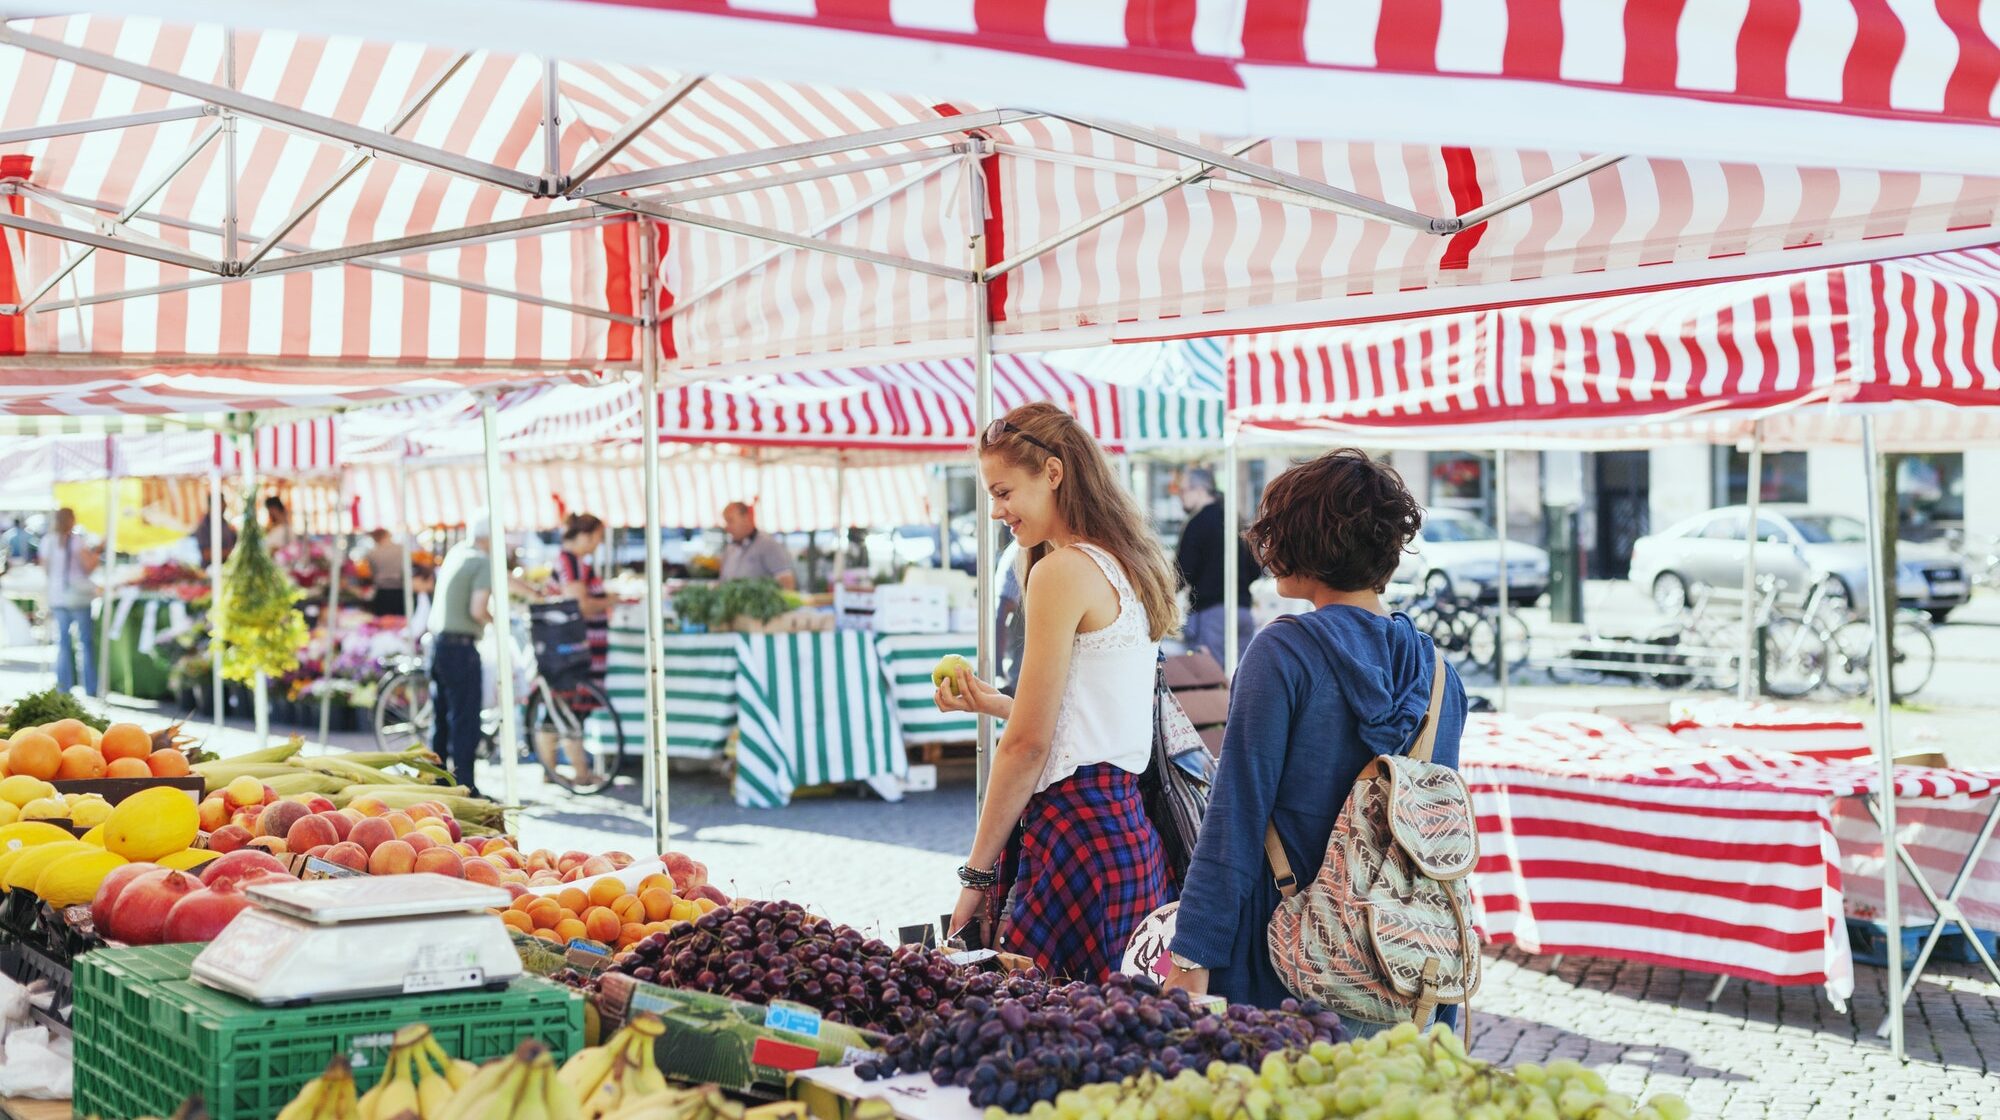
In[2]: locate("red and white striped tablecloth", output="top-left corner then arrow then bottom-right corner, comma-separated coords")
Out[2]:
1462,713 -> 2000,1000
1666,700 -> 1872,762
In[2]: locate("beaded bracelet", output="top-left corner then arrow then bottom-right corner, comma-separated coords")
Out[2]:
956,864 -> 999,889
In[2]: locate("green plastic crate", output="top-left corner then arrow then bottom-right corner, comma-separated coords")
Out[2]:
73,942 -> 582,1120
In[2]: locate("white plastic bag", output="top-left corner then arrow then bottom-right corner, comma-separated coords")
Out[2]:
0,1025 -> 73,1098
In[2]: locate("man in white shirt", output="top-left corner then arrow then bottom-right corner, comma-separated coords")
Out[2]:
40,508 -> 100,695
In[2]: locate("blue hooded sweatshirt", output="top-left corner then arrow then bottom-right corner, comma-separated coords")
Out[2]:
1169,605 -> 1467,1011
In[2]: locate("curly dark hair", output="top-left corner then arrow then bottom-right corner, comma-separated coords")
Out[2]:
1244,449 -> 1422,593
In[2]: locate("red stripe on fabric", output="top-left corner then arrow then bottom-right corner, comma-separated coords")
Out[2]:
813,0 -> 891,21
1486,901 -> 1824,954
974,0 -> 1048,38
1502,0 -> 1566,79
654,220 -> 677,364
603,218 -> 636,364
1622,0 -> 1688,90
1438,148 -> 1486,272
1375,0 -> 1443,70
1666,719 -> 1864,733
1481,932 -> 1826,987
1735,0 -> 1803,100
1472,782 -> 1823,822
1942,1 -> 2000,119
0,155 -> 26,355
1476,856 -> 1824,910
1843,0 -> 1905,111
1490,815 -> 1824,866
1128,0 -> 1198,52
1242,0 -> 1312,62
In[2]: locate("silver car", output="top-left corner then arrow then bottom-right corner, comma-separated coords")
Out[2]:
1629,504 -> 1971,622
1393,507 -> 1550,605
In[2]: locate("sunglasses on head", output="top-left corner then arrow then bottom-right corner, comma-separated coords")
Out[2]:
985,418 -> 1060,458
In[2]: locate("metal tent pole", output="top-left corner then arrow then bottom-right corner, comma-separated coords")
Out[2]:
1740,424 -> 1765,701
1495,451 -> 1510,710
969,147 -> 995,814
1861,415 -> 1904,1061
208,466 -> 225,735
936,470 -> 951,571
482,397 -> 520,811
640,222 -> 672,851
96,443 -> 118,701
1222,444 -> 1240,678
832,455 -> 847,585
399,456 -> 416,622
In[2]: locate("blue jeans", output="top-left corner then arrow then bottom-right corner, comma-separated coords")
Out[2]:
429,636 -> 484,792
1187,604 -> 1257,666
1340,1004 -> 1458,1040
51,605 -> 97,696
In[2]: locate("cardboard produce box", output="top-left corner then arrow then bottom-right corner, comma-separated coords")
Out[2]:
594,973 -> 884,1098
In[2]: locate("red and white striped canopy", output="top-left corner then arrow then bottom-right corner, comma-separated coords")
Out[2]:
6,13 -> 2000,392
95,1 -> 2000,177
1230,246 -> 2000,444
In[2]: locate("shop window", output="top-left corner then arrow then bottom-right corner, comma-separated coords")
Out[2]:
1898,453 -> 1963,537
1713,449 -> 1808,505
1428,452 -> 1490,516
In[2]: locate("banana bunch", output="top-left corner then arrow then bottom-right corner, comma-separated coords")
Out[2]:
435,1040 -> 580,1120
557,1014 -> 669,1117
277,1056 -> 361,1120
595,1085 -> 743,1120
358,1024 -> 479,1120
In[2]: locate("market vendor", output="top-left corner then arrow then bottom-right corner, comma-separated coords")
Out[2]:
934,403 -> 1179,983
557,512 -> 612,677
429,515 -> 493,798
719,502 -> 797,590
365,529 -> 407,616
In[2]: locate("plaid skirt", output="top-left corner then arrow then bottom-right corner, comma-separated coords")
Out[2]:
1004,763 -> 1173,983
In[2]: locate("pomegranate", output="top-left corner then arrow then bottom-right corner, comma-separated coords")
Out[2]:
200,849 -> 290,888
163,880 -> 255,943
91,862 -> 163,938
110,869 -> 202,945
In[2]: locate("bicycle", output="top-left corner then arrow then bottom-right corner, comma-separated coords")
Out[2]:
1823,608 -> 1937,702
1746,575 -> 1831,699
1399,584 -> 1528,680
373,614 -> 628,794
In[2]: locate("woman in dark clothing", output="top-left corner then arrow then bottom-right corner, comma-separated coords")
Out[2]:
1164,450 -> 1467,1030
556,513 -> 611,677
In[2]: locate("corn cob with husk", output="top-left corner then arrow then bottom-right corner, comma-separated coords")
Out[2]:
330,785 -> 508,828
191,743 -> 445,794
261,772 -> 352,797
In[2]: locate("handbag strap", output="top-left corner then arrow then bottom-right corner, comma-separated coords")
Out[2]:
1265,646 -> 1447,898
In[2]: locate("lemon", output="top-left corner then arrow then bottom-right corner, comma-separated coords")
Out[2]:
0,802 -> 18,827
4,841 -> 92,893
157,849 -> 219,872
67,797 -> 111,828
0,776 -> 54,809
103,787 -> 200,862
78,825 -> 105,847
0,822 -> 80,848
35,849 -> 126,907
20,798 -> 69,822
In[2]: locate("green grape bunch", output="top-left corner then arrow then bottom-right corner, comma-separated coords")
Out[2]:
985,1024 -> 1696,1120
213,490 -> 309,684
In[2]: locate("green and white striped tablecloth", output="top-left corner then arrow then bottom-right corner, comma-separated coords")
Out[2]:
874,634 -> 978,746
592,629 -> 738,759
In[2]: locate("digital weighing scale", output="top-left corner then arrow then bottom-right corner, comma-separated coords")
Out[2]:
191,874 -> 524,1005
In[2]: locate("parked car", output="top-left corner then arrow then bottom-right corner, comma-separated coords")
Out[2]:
1628,504 -> 1971,622
1392,507 -> 1550,605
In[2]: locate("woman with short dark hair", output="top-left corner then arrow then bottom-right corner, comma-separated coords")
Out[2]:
1162,450 -> 1467,1027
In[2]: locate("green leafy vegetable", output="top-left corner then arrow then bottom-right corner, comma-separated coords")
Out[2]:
0,688 -> 110,735
214,488 -> 310,683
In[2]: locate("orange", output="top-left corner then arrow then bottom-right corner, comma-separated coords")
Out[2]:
45,720 -> 87,748
99,724 -> 152,762
583,907 -> 622,943
553,917 -> 587,944
500,910 -> 534,934
146,750 -> 191,778
556,886 -> 590,915
104,758 -> 152,779
56,745 -> 106,780
7,734 -> 60,781
587,877 -> 626,908
611,895 -> 645,925
523,897 -> 562,930
638,887 -> 674,922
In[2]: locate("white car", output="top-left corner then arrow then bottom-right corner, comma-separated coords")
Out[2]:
1394,508 -> 1550,605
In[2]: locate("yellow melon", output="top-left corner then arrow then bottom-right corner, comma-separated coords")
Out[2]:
157,849 -> 219,872
35,849 -> 127,907
103,787 -> 200,863
4,841 -> 93,893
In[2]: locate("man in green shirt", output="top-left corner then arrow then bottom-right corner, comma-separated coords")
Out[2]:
429,517 -> 493,794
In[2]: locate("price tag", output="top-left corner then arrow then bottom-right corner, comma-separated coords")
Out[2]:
763,1001 -> 823,1038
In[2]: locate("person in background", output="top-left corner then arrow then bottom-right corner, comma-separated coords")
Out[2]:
263,495 -> 294,551
429,516 -> 494,797
1163,450 -> 1466,1035
934,402 -> 1181,982
41,508 -> 101,696
719,502 -> 797,590
365,529 -> 407,616
557,513 -> 612,678
1175,466 -> 1261,666
194,506 -> 237,568
4,518 -> 37,566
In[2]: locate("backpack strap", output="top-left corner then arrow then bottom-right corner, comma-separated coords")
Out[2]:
1264,643 -> 1448,896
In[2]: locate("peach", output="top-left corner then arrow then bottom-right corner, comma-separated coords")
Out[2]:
557,850 -> 592,874
611,895 -> 645,925
384,811 -> 416,837
305,844 -> 333,859
302,795 -> 336,815
349,817 -> 395,854
285,815 -> 339,853
406,803 -> 438,822
413,848 -> 464,878
404,832 -> 437,854
246,836 -> 288,856
231,809 -> 260,833
523,897 -> 562,929
487,848 -> 525,871
320,811 -> 354,842
637,872 -> 677,896
222,776 -> 266,813
462,859 -> 502,886
257,801 -> 310,840
577,855 -> 616,878
197,797 -> 230,833
586,878 -> 624,908
553,917 -> 588,944
638,887 -> 675,922
443,817 -> 463,842
582,907 -> 621,943
603,851 -> 634,870
207,824 -> 253,854
415,823 -> 452,845
324,842 -> 369,872
349,796 -> 389,818
501,882 -> 529,900
338,807 -> 367,826
368,839 -> 417,875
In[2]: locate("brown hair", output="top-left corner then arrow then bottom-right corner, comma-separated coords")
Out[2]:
980,402 -> 1182,641
563,513 -> 605,541
1244,449 -> 1421,593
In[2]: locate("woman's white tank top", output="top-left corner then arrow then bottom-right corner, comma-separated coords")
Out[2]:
1035,543 -> 1160,793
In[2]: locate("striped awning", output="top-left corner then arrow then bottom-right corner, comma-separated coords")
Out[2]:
1230,247 -> 2000,443
4,13 -> 2000,391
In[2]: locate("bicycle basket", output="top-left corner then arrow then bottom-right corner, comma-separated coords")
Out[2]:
528,601 -> 593,681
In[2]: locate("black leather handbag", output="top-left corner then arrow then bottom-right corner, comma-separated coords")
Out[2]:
1138,659 -> 1215,885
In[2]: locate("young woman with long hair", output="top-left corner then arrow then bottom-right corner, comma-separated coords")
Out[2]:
935,402 -> 1182,982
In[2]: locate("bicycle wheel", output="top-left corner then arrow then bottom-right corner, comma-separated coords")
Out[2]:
527,681 -> 626,794
1889,619 -> 1937,701
1760,616 -> 1828,698
1826,620 -> 1873,697
373,670 -> 433,752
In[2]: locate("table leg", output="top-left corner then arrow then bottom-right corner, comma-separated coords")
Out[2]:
1862,792 -> 2000,1039
1706,974 -> 1730,1005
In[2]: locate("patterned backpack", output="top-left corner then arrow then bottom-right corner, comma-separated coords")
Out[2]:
1265,647 -> 1481,1025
